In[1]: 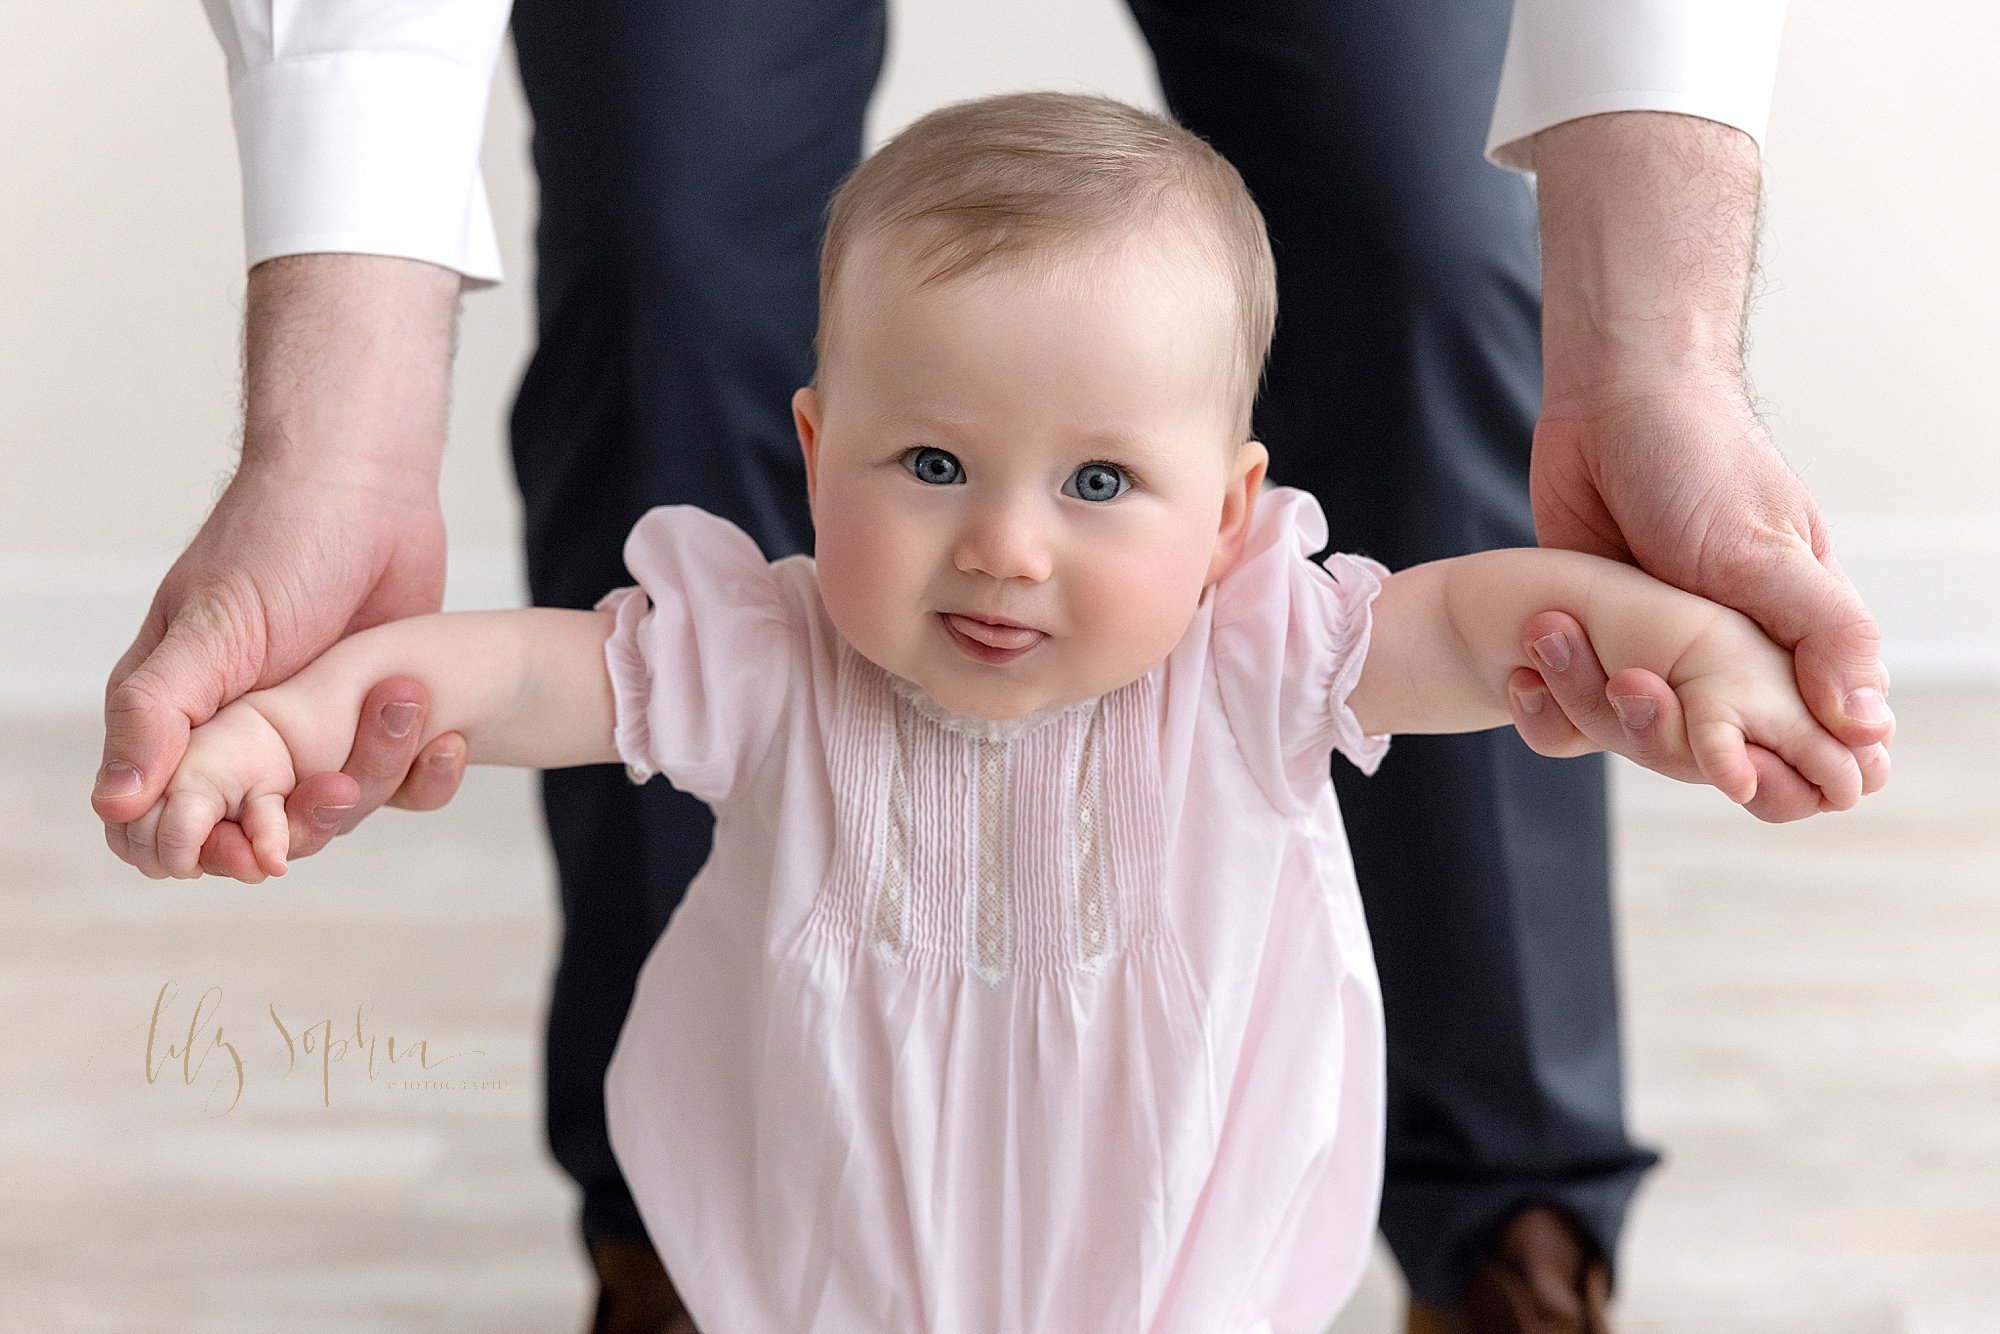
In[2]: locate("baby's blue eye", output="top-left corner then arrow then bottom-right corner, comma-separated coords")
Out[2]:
1072,460 -> 1136,500
908,448 -> 968,486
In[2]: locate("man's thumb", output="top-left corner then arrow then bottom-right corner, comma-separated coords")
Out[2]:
1748,545 -> 1892,750
1795,606 -> 1893,749
94,619 -> 238,823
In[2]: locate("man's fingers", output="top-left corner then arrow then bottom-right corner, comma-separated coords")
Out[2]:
389,733 -> 469,811
1739,744 -> 1825,824
1597,667 -> 1696,781
1519,612 -> 1625,753
279,678 -> 433,861
197,819 -> 267,883
339,678 -> 437,820
1794,615 -> 1894,750
283,771 -> 364,860
275,677 -> 465,861
1715,539 -> 1893,750
1506,667 -> 1597,759
1518,613 -> 1702,785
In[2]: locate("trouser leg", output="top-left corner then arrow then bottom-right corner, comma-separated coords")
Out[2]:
506,0 -> 886,1248
1126,0 -> 1660,1301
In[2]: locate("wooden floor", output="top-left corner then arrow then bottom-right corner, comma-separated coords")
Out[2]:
5,688 -> 1996,1333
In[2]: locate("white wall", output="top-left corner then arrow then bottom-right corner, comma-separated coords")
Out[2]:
2,1 -> 1994,711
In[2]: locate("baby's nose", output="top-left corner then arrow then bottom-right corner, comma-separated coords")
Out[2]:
954,505 -> 1054,583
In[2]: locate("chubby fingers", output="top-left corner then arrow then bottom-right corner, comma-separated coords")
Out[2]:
240,791 -> 291,878
118,784 -> 227,881
1685,709 -> 1845,825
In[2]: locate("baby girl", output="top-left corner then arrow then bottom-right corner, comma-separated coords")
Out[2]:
113,93 -> 1882,1331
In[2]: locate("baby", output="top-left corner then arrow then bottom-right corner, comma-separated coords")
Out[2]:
115,94 -> 1883,1331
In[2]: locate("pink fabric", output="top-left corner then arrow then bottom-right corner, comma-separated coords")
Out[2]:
595,485 -> 1392,1333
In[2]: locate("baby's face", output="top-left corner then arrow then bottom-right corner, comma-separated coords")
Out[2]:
795,228 -> 1268,722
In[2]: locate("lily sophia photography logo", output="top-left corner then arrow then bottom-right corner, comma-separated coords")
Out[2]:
143,980 -> 494,1115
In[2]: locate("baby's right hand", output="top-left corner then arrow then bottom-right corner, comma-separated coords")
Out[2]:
113,697 -> 298,881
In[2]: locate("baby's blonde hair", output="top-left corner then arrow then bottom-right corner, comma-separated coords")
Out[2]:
812,91 -> 1278,443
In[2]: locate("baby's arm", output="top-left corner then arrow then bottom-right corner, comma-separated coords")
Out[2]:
123,608 -> 619,880
1349,550 -> 1886,811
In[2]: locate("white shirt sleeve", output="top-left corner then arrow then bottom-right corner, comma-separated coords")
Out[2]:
201,0 -> 513,287
1487,0 -> 1789,173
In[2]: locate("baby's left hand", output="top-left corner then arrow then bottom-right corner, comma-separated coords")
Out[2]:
1504,609 -> 1891,822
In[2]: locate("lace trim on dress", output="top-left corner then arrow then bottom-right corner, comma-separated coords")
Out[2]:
1073,700 -> 1112,968
871,684 -> 916,962
883,671 -> 1100,743
971,735 -> 1013,983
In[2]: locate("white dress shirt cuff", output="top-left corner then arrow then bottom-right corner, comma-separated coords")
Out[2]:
228,51 -> 503,287
1486,0 -> 1788,174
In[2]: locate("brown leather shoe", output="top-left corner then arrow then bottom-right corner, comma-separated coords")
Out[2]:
1405,1204 -> 1614,1334
586,1235 -> 700,1334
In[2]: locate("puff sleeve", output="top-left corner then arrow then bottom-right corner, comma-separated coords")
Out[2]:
593,506 -> 796,805
1211,487 -> 1391,814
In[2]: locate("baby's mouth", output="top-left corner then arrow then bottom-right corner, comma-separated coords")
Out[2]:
942,614 -> 1044,652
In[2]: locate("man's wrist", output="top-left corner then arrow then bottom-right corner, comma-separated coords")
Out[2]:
1533,111 -> 1763,406
238,253 -> 463,485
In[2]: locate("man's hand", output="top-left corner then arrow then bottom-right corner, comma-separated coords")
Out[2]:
1528,112 -> 1893,758
1530,380 -> 1891,745
93,255 -> 470,882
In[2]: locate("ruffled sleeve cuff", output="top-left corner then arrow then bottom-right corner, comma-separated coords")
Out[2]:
1312,552 -> 1393,778
594,584 -> 661,787
585,505 -> 796,806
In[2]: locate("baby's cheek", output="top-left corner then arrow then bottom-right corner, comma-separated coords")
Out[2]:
814,515 -> 918,658
1086,546 -> 1204,670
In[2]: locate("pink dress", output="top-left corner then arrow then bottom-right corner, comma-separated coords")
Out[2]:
596,485 -> 1391,1334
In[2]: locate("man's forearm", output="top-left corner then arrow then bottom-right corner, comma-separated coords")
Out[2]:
240,254 -> 463,482
1533,111 -> 1762,404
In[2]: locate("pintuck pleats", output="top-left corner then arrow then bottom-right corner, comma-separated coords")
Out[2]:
814,643 -> 1172,984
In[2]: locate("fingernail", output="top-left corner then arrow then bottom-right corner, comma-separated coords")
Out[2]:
311,803 -> 355,829
380,701 -> 419,738
428,745 -> 462,773
1516,687 -> 1546,716
1611,695 -> 1657,730
1531,632 -> 1572,673
1845,687 -> 1893,725
94,761 -> 141,799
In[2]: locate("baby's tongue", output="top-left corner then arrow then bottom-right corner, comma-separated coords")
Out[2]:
950,615 -> 1041,650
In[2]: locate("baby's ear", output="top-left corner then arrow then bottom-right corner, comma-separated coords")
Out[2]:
1205,439 -> 1269,585
792,387 -> 822,508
